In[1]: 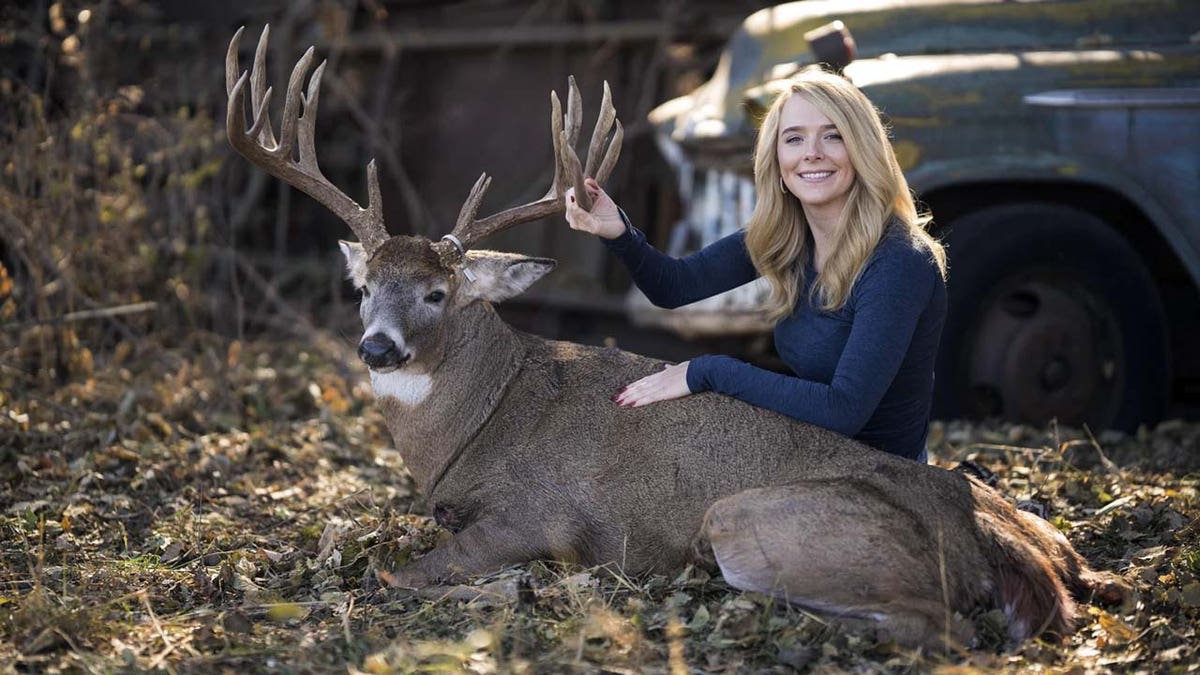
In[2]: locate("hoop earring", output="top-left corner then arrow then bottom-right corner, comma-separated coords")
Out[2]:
779,176 -> 788,194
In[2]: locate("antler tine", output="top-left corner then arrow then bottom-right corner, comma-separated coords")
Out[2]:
276,46 -> 315,160
455,172 -> 493,231
225,26 -> 245,95
595,119 -> 623,185
582,81 -> 615,178
365,160 -> 384,248
547,90 -> 565,199
246,86 -> 273,140
297,60 -> 326,171
249,26 -> 276,148
564,76 -> 583,149
225,26 -> 390,254
562,128 -> 590,212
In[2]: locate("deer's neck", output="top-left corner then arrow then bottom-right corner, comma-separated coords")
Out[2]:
371,303 -> 525,495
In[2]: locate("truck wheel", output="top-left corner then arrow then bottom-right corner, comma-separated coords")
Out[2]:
933,203 -> 1169,432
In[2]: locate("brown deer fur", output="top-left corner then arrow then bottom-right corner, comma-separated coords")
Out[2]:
338,236 -> 1128,650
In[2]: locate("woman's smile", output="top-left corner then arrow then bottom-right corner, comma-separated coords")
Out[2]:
798,170 -> 837,182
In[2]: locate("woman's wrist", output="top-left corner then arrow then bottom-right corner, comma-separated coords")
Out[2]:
601,208 -> 633,240
594,210 -> 627,239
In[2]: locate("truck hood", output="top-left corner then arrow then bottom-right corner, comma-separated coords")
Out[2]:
651,0 -> 1196,147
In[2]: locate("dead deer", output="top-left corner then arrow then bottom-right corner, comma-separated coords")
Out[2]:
224,26 -> 1127,649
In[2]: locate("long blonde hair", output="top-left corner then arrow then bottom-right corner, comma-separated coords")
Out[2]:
744,70 -> 947,322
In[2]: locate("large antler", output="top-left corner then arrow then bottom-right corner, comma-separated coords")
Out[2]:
225,26 -> 390,254
431,76 -> 623,269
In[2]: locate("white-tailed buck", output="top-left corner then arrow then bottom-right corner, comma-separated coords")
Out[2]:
225,26 -> 1126,648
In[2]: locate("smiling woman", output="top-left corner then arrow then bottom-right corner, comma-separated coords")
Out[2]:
565,68 -> 948,462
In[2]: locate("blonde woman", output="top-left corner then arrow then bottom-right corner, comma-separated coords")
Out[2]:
565,69 -> 948,461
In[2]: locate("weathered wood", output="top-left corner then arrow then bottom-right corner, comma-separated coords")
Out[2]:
327,19 -> 745,53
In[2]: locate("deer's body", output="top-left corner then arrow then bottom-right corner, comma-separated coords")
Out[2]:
371,287 -> 1115,648
377,303 -> 823,574
224,29 -> 1127,649
385,300 -> 844,568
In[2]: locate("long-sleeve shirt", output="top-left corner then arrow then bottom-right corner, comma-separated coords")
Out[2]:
604,216 -> 947,460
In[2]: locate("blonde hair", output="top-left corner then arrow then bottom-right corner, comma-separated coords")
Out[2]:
744,69 -> 947,322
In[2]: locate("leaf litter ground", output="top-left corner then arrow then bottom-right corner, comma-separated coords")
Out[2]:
2,334 -> 1198,674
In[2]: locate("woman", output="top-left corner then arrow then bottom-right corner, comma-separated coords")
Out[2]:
565,69 -> 947,461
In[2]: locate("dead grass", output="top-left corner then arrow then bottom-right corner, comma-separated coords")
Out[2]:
1,329 -> 1198,674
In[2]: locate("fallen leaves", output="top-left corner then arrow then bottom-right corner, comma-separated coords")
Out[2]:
1,334 -> 1198,672
1181,581 -> 1200,608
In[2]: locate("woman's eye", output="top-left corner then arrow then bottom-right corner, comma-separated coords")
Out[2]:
425,290 -> 446,304
785,136 -> 801,144
825,133 -> 843,142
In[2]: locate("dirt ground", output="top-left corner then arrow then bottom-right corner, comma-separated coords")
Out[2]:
1,327 -> 1197,674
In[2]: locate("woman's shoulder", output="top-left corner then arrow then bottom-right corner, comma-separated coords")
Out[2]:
860,220 -> 943,287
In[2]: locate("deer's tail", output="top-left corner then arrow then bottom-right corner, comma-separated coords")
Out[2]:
978,510 -> 1077,640
971,482 -> 1127,641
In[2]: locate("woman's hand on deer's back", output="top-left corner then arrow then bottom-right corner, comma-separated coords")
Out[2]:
613,361 -> 692,408
565,178 -> 626,240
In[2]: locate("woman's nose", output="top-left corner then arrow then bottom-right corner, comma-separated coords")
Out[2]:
804,139 -> 823,161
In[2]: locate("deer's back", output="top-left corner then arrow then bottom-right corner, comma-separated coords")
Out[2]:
451,335 -> 974,574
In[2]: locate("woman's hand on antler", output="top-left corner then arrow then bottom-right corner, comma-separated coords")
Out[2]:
613,361 -> 692,407
565,178 -> 626,240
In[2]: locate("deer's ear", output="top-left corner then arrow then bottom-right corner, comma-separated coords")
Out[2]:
460,250 -> 556,303
339,241 -> 368,288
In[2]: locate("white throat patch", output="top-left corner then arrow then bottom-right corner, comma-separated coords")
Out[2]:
370,370 -> 432,406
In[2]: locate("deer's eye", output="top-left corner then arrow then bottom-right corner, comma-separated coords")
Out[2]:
425,290 -> 446,304
357,286 -> 370,299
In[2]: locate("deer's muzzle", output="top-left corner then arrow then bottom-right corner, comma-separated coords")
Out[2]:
358,333 -> 411,370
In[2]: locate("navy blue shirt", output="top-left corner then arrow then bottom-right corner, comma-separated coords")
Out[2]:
604,218 -> 946,460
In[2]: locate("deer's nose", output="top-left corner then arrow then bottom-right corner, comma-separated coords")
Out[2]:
357,333 -> 413,369
359,333 -> 395,357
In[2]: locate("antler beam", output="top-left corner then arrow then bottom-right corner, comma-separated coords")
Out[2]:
226,26 -> 391,254
431,76 -> 623,269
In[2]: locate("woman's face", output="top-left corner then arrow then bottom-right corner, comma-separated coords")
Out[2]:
776,94 -> 856,220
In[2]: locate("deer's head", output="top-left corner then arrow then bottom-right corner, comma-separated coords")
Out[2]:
225,25 -> 620,373
338,237 -> 553,371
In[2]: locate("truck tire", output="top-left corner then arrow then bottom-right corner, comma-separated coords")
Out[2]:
933,203 -> 1169,432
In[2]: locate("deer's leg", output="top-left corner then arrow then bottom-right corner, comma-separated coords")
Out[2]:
699,482 -> 977,650
383,513 -> 557,589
